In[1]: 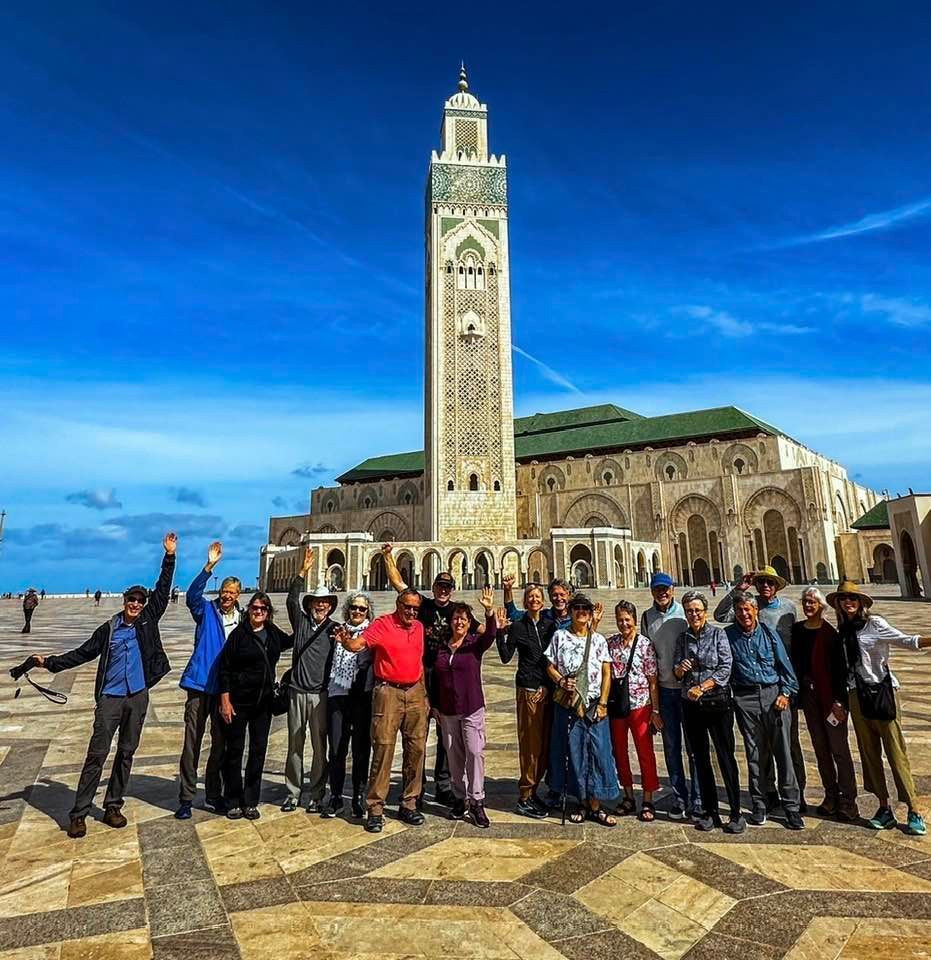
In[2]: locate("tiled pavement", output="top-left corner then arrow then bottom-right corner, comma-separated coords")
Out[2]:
0,587 -> 929,959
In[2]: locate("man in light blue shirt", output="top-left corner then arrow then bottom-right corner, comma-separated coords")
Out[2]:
641,572 -> 700,818
101,617 -> 147,696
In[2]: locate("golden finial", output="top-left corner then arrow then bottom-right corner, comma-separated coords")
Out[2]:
458,62 -> 469,93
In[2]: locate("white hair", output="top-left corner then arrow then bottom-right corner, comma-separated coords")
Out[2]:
801,586 -> 827,610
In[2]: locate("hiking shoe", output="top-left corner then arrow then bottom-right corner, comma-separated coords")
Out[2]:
351,794 -> 366,819
364,814 -> 384,833
516,797 -> 547,819
280,797 -> 298,812
447,799 -> 466,821
724,816 -> 747,835
103,806 -> 127,829
694,814 -> 717,832
305,799 -> 321,814
174,802 -> 193,821
322,797 -> 344,819
906,811 -> 927,836
869,806 -> 897,830
748,808 -> 767,826
67,816 -> 86,839
398,807 -> 425,826
466,802 -> 490,828
226,806 -> 244,820
243,807 -> 261,821
205,797 -> 227,815
837,806 -> 859,823
785,811 -> 805,831
667,803 -> 686,820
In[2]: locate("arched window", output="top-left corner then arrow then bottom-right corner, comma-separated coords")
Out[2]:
324,501 -> 335,513
469,473 -> 479,491
547,477 -> 556,492
493,479 -> 501,491
403,492 -> 412,504
603,472 -> 613,485
362,496 -> 373,509
734,458 -> 745,475
447,479 -> 454,491
665,464 -> 676,480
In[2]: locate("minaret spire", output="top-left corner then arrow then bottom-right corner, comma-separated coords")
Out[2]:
458,61 -> 469,92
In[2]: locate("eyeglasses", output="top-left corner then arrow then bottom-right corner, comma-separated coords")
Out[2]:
349,604 -> 368,613
684,608 -> 705,616
125,596 -> 146,605
250,604 -> 269,612
400,603 -> 420,612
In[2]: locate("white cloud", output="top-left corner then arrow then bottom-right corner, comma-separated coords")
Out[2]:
860,294 -> 931,328
778,196 -> 931,246
681,305 -> 812,338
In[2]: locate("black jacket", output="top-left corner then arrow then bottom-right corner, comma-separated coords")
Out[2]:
46,552 -> 175,701
497,613 -> 557,690
219,619 -> 293,708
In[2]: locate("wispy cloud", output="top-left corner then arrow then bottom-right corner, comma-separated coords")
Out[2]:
776,197 -> 931,247
172,486 -> 208,508
271,495 -> 289,509
64,488 -> 122,510
292,462 -> 330,479
513,344 -> 582,393
681,306 -> 812,338
860,294 -> 931,328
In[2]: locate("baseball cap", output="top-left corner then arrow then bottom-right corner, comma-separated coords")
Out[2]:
650,572 -> 674,589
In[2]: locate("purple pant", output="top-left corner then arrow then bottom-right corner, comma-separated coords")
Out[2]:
439,708 -> 486,801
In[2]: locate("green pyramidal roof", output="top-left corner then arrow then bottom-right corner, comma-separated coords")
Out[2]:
335,404 -> 783,484
852,500 -> 890,530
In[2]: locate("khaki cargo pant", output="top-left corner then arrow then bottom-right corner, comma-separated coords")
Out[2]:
367,679 -> 428,815
849,688 -> 917,808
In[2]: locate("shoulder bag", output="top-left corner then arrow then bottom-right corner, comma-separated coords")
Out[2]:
853,669 -> 896,722
552,629 -> 593,719
607,636 -> 638,719
691,633 -> 732,712
273,620 -> 333,715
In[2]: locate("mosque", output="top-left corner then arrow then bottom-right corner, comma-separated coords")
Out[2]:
258,69 -> 894,595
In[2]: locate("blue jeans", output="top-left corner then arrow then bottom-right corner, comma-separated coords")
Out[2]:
659,687 -> 702,811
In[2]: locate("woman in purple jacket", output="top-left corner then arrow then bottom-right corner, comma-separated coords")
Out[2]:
432,586 -> 500,827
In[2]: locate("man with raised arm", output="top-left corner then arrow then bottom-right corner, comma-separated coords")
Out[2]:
175,540 -> 242,819
32,534 -> 177,839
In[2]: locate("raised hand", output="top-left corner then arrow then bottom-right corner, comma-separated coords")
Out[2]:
502,574 -> 515,589
495,606 -> 511,631
593,601 -> 604,625
163,532 -> 178,555
381,542 -> 393,558
300,545 -> 314,575
206,541 -> 223,569
479,585 -> 495,611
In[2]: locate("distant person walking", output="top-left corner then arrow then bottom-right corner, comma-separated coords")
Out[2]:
21,589 -> 39,634
94,590 -> 102,607
31,534 -> 177,839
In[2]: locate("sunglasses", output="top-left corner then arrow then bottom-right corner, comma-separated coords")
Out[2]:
250,604 -> 269,612
837,594 -> 859,602
349,604 -> 368,613
757,579 -> 778,587
400,603 -> 420,612
125,596 -> 146,605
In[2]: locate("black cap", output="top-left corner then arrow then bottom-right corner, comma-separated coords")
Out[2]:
568,593 -> 594,611
123,585 -> 148,601
433,572 -> 456,588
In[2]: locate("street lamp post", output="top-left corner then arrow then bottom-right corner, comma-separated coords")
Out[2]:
212,575 -> 218,594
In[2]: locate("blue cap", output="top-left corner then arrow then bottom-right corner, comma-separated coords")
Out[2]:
650,572 -> 674,589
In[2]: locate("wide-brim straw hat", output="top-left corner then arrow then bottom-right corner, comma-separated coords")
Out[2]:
826,580 -> 874,609
750,565 -> 787,591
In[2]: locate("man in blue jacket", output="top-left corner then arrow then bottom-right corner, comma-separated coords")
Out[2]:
175,540 -> 242,819
34,534 -> 177,839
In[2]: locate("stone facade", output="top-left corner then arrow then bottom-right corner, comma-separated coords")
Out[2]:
259,70 -> 885,595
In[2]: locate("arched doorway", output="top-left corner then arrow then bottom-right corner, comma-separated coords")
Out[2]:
395,551 -> 416,589
448,549 -> 469,590
421,549 -> 442,587
771,554 -> 790,583
692,558 -> 711,586
901,531 -> 922,597
637,551 -> 647,586
815,562 -> 828,583
872,543 -> 896,583
569,544 -> 593,588
651,552 -> 660,575
527,548 -> 549,586
474,551 -> 493,588
369,553 -> 388,591
615,545 -> 626,588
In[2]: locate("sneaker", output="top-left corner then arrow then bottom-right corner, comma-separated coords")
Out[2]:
280,797 -> 298,813
748,808 -> 767,826
516,797 -> 547,820
322,797 -> 344,819
694,814 -> 717,832
243,807 -> 261,821
204,797 -> 226,814
815,799 -> 837,817
837,806 -> 859,823
868,806 -> 897,830
447,799 -> 466,821
724,815 -> 747,835
351,793 -> 366,819
398,807 -> 425,826
174,802 -> 193,821
226,806 -> 244,820
67,816 -> 87,839
466,802 -> 490,828
785,811 -> 805,831
531,795 -> 550,817
365,814 -> 384,833
305,799 -> 321,814
906,810 -> 927,836
667,803 -> 686,820
434,787 -> 456,807
102,806 -> 127,829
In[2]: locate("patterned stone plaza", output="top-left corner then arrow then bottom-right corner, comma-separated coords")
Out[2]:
0,588 -> 929,959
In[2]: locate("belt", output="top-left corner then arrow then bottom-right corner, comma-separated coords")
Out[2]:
377,678 -> 421,690
731,682 -> 777,694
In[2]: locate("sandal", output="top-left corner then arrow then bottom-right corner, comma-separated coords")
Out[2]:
568,807 -> 586,824
638,801 -> 655,823
588,807 -> 617,827
617,796 -> 636,817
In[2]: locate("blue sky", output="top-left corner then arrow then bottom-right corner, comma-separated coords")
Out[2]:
3,1 -> 930,591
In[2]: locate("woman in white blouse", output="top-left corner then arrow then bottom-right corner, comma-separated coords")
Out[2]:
828,581 -> 931,836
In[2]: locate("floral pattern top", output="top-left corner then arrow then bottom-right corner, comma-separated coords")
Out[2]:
605,632 -> 657,710
544,629 -> 611,704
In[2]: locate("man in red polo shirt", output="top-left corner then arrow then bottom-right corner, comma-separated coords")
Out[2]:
337,589 -> 428,833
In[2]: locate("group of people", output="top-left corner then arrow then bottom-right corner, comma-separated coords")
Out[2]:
20,537 -> 930,840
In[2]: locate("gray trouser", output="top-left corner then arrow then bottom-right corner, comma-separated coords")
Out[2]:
733,683 -> 800,814
178,690 -> 226,804
71,689 -> 149,818
285,689 -> 328,801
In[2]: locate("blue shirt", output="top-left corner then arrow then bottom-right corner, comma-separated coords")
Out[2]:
102,617 -> 146,696
724,622 -> 798,697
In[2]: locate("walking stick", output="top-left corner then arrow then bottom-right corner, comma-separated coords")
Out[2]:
561,706 -> 572,826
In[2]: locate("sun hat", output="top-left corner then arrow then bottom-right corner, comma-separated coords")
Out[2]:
568,593 -> 594,612
302,585 -> 338,614
826,580 -> 874,609
750,565 -> 787,592
650,572 -> 674,589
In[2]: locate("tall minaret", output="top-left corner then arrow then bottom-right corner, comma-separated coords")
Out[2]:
424,66 -> 517,544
